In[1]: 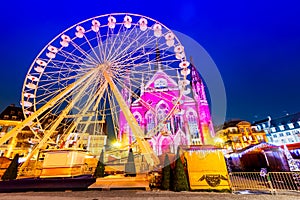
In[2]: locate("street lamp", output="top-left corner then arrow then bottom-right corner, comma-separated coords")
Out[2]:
113,141 -> 121,148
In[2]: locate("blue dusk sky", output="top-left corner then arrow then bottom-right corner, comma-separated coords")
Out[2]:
0,0 -> 299,125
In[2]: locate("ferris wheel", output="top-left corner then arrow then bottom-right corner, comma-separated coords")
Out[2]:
20,13 -> 190,156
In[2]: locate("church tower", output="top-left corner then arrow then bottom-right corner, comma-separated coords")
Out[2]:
190,62 -> 215,144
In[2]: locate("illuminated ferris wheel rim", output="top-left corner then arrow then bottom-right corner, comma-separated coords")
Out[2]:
26,12 -> 186,65
20,13 -> 191,139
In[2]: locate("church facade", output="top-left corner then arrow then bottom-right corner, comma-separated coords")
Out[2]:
118,64 -> 215,156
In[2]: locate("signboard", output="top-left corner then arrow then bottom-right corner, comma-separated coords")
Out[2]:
184,149 -> 230,190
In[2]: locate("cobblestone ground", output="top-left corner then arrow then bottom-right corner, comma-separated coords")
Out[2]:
0,190 -> 299,200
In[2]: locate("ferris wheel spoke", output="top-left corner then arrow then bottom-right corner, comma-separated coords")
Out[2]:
120,42 -> 172,66
95,32 -> 106,63
105,23 -> 127,61
117,30 -> 170,64
79,81 -> 108,135
58,49 -> 96,67
114,77 -> 156,113
110,32 -> 157,65
82,34 -> 102,63
112,40 -> 167,68
34,67 -> 98,109
60,80 -> 107,142
49,59 -> 95,68
69,40 -> 99,64
34,87 -> 65,105
106,88 -> 121,138
40,69 -> 88,79
37,74 -> 83,91
106,23 -> 139,61
108,25 -> 154,62
103,26 -> 113,61
129,78 -> 177,103
20,68 -> 99,172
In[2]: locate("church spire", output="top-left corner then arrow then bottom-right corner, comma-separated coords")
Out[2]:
190,57 -> 206,101
155,43 -> 163,71
190,57 -> 215,144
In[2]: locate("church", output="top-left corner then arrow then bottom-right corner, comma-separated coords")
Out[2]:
118,62 -> 215,156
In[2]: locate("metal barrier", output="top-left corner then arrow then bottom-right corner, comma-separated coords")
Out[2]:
229,172 -> 300,194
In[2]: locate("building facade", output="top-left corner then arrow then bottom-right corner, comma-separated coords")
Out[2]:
254,113 -> 300,145
216,120 -> 268,152
118,64 -> 215,156
0,104 -> 34,159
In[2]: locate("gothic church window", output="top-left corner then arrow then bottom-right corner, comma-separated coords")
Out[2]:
154,78 -> 167,89
156,102 -> 171,131
186,109 -> 200,139
145,111 -> 155,133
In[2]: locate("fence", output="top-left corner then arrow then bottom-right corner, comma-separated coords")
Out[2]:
229,172 -> 300,194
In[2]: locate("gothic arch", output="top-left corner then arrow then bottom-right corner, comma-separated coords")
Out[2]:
185,108 -> 198,121
185,107 -> 200,139
156,100 -> 170,125
161,138 -> 170,154
155,100 -> 171,131
145,110 -> 155,133
157,135 -> 174,155
133,111 -> 142,126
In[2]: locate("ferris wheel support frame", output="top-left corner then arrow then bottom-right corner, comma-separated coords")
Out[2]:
19,69 -> 99,172
0,68 -> 97,147
102,66 -> 160,168
60,81 -> 108,144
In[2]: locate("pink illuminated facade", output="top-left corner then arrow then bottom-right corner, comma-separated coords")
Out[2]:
119,64 -> 215,156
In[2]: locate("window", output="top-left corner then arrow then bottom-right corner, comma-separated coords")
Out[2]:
240,128 -> 244,133
286,132 -> 291,136
279,125 -> 285,131
145,112 -> 155,133
271,127 -> 276,132
231,128 -> 238,133
186,109 -> 200,139
7,126 -> 15,132
257,125 -> 261,130
288,138 -> 294,143
279,133 -> 284,137
154,78 -> 168,89
157,102 -> 171,131
273,134 -> 278,138
233,136 -> 239,142
133,112 -> 142,126
288,123 -> 294,129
